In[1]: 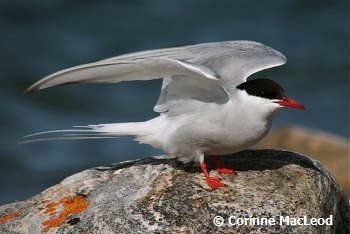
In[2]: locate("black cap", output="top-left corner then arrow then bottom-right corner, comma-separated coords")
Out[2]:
236,78 -> 285,100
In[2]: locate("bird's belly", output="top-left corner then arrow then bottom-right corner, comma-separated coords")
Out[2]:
167,120 -> 270,158
206,128 -> 265,155
163,106 -> 273,162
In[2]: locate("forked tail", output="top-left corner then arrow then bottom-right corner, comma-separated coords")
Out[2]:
21,122 -> 151,144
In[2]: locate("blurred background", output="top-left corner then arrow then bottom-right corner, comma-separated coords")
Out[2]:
0,0 -> 348,205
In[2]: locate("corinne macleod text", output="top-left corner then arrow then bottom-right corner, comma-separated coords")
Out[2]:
213,215 -> 333,227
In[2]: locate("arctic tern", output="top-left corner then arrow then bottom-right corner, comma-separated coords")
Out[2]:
24,40 -> 306,190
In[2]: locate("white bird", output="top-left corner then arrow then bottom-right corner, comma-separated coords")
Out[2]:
24,41 -> 306,190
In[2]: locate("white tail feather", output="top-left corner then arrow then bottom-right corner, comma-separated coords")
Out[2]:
21,122 -> 152,144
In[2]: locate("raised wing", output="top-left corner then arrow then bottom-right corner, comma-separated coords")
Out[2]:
25,40 -> 286,115
24,57 -> 220,93
101,41 -> 287,113
104,40 -> 287,93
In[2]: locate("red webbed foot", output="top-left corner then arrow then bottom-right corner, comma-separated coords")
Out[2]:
200,161 -> 225,190
217,167 -> 234,174
206,176 -> 224,190
212,156 -> 235,174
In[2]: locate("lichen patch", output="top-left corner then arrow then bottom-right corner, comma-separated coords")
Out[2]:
0,210 -> 21,224
41,195 -> 90,232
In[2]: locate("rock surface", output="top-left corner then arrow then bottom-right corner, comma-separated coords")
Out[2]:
0,150 -> 349,233
256,126 -> 350,196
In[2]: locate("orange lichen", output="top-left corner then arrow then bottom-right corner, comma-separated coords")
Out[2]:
43,202 -> 60,216
41,195 -> 90,233
0,210 -> 21,224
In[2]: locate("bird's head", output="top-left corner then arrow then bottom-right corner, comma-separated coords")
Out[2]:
236,78 -> 306,111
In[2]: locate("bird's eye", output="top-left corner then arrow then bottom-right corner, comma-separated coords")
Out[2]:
259,91 -> 266,97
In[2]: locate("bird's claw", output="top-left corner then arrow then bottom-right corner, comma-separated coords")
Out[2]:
206,177 -> 224,190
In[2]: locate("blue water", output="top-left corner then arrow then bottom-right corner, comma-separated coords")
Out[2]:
0,0 -> 348,205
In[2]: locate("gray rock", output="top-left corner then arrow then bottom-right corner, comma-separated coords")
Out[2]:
0,150 -> 349,233
256,125 -> 350,196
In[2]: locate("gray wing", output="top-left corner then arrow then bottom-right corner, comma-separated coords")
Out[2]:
24,57 -> 220,93
25,40 -> 286,115
103,40 -> 286,113
104,40 -> 286,92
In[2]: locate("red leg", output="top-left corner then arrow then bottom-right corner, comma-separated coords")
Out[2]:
200,161 -> 224,190
212,156 -> 235,174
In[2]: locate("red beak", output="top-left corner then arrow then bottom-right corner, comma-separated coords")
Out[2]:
275,97 -> 306,110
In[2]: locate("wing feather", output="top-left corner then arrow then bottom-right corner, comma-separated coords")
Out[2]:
101,40 -> 286,93
24,58 -> 220,94
25,40 -> 286,115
